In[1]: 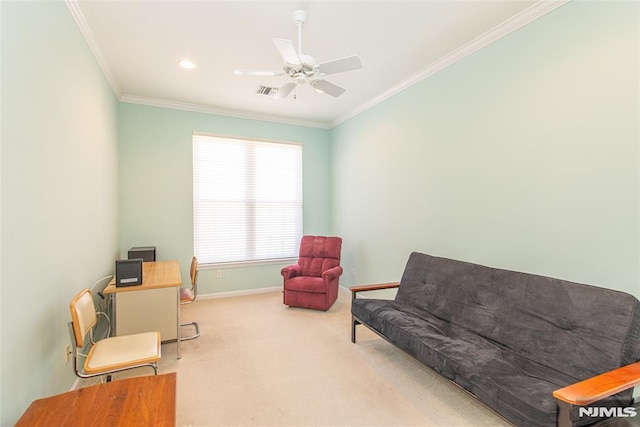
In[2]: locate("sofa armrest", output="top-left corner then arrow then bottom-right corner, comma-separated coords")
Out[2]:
281,265 -> 301,280
553,361 -> 640,406
350,282 -> 400,299
349,282 -> 401,343
322,266 -> 343,281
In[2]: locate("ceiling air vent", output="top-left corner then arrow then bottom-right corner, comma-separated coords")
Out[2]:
256,86 -> 279,97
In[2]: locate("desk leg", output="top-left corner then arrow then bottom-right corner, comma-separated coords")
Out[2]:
176,287 -> 181,359
109,294 -> 116,337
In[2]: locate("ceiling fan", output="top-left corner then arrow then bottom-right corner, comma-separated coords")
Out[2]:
234,10 -> 362,99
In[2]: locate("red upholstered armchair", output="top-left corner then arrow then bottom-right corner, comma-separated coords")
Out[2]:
281,235 -> 343,311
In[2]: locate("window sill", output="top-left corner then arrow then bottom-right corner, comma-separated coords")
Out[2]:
199,258 -> 297,270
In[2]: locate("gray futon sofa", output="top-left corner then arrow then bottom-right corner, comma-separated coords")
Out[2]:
351,252 -> 640,426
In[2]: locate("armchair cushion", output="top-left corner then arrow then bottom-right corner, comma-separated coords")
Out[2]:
285,276 -> 325,293
298,236 -> 341,277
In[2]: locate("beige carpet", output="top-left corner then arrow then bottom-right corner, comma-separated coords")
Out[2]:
84,290 -> 511,426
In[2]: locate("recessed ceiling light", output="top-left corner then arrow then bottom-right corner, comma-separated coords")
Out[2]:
178,60 -> 196,69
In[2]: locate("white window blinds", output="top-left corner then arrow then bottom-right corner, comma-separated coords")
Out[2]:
193,133 -> 303,265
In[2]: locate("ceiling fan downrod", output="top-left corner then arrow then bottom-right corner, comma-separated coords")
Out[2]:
292,10 -> 307,54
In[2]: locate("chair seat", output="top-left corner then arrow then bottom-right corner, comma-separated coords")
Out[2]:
85,332 -> 161,374
285,276 -> 325,293
180,287 -> 194,303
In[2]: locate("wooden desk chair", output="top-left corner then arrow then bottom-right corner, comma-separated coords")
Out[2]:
180,256 -> 200,340
69,289 -> 161,382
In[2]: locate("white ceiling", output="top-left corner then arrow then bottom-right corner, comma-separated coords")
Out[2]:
69,0 -> 563,128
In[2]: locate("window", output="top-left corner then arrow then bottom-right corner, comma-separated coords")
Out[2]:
193,133 -> 303,265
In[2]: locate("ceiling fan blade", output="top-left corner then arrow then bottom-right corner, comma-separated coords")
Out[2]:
234,69 -> 282,77
274,83 -> 296,100
273,38 -> 301,65
311,79 -> 346,98
317,55 -> 362,75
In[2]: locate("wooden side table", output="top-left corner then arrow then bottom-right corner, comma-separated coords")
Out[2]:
16,373 -> 176,426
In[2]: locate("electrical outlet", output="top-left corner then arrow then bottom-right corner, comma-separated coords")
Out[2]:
216,270 -> 223,278
64,344 -> 71,363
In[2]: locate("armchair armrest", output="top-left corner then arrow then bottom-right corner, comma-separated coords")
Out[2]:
553,361 -> 640,406
350,282 -> 400,299
322,266 -> 343,281
281,265 -> 301,280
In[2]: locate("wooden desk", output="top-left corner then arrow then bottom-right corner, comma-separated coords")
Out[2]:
104,260 -> 182,358
16,373 -> 177,426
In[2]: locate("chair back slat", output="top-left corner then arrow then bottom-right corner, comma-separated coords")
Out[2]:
69,289 -> 97,347
190,256 -> 199,297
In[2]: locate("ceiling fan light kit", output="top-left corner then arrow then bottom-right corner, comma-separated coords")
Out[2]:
235,9 -> 362,100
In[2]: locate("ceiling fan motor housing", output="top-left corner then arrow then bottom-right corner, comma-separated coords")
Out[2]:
283,54 -> 317,80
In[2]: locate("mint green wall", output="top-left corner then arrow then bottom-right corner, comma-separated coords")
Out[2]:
1,2 -> 119,425
332,0 -> 640,297
117,103 -> 332,294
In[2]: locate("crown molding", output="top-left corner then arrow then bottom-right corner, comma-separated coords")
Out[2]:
67,0 -> 568,130
119,95 -> 332,129
65,0 -> 122,98
66,0 -> 329,129
330,0 -> 570,128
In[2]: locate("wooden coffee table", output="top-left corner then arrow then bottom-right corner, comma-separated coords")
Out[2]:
16,373 -> 176,426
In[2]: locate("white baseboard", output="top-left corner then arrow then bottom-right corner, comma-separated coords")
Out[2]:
199,285 -> 351,300
70,377 -> 81,391
198,286 -> 282,300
